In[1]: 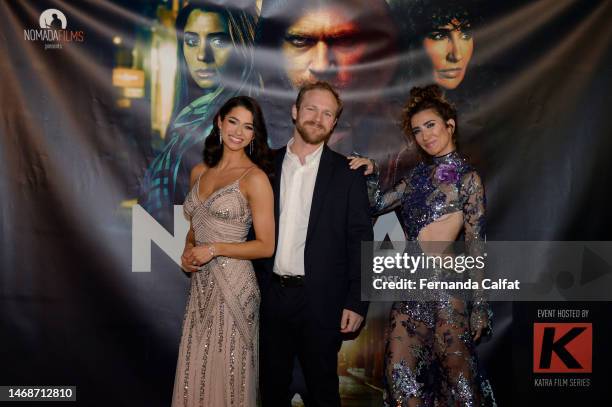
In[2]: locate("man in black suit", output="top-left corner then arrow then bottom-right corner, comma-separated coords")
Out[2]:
260,81 -> 373,406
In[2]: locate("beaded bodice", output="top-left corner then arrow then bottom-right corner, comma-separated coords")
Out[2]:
183,179 -> 252,246
368,151 -> 485,242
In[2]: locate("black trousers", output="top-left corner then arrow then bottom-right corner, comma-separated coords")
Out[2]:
260,280 -> 343,407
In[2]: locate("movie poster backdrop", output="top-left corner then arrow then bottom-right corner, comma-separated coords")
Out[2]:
2,0 -> 612,405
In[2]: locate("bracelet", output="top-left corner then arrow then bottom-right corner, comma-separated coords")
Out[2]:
207,244 -> 216,258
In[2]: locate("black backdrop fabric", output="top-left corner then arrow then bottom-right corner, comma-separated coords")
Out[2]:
1,0 -> 611,405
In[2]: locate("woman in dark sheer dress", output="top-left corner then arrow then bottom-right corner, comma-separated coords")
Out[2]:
349,85 -> 495,406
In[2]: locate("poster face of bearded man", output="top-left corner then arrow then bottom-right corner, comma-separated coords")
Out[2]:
277,0 -> 398,95
257,0 -> 403,165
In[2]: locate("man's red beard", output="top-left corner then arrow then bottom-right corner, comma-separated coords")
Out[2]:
295,120 -> 333,145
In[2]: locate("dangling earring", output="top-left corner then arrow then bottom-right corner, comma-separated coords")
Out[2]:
218,128 -> 222,145
249,139 -> 254,155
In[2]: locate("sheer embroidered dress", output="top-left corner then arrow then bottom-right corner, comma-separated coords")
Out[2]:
367,151 -> 495,406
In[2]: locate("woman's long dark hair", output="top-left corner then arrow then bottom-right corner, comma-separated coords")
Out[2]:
171,1 -> 257,123
203,96 -> 273,175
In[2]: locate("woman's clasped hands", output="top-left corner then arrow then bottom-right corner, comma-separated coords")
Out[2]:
181,243 -> 216,272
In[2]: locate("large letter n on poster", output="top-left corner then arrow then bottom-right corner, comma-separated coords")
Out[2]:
131,205 -> 189,272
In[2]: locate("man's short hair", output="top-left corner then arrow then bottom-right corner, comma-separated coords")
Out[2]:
295,81 -> 343,119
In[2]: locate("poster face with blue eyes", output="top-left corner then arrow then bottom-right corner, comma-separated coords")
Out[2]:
1,0 -> 611,405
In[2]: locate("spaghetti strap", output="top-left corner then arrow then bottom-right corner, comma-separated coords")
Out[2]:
237,166 -> 256,182
196,170 -> 205,196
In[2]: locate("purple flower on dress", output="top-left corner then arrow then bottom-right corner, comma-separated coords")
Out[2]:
435,163 -> 460,184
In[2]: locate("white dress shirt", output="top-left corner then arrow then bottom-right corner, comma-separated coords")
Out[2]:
273,138 -> 324,276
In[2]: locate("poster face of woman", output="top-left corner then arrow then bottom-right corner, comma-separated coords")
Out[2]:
423,17 -> 474,90
139,2 -> 257,224
182,9 -> 233,90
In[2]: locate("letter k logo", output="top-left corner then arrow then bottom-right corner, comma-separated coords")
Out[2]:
533,323 -> 592,373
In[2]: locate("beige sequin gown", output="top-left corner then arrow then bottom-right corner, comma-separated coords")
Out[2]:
172,174 -> 259,407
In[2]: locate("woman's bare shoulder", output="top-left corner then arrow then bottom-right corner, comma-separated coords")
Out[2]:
242,167 -> 271,194
189,163 -> 208,188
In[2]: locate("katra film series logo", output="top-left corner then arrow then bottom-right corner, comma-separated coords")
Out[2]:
24,8 -> 85,49
533,323 -> 592,373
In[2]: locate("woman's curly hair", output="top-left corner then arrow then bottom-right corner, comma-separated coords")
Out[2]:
401,84 -> 459,148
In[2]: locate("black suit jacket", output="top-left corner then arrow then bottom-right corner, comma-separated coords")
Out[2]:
263,145 -> 373,329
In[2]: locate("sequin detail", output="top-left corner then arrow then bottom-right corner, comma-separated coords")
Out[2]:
182,312 -> 196,407
369,151 -> 484,242
229,324 -> 237,405
218,300 -> 225,352
369,152 -> 495,406
198,315 -> 214,405
240,345 -> 247,406
171,174 -> 259,407
454,372 -> 475,407
390,360 -> 424,401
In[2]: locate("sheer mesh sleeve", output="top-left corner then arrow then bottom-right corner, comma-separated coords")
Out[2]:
366,162 -> 410,217
461,171 -> 492,338
462,171 -> 485,241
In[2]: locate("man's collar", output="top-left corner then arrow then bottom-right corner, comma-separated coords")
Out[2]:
286,137 -> 324,165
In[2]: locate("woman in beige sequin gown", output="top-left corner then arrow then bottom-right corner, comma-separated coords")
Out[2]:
172,96 -> 274,407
